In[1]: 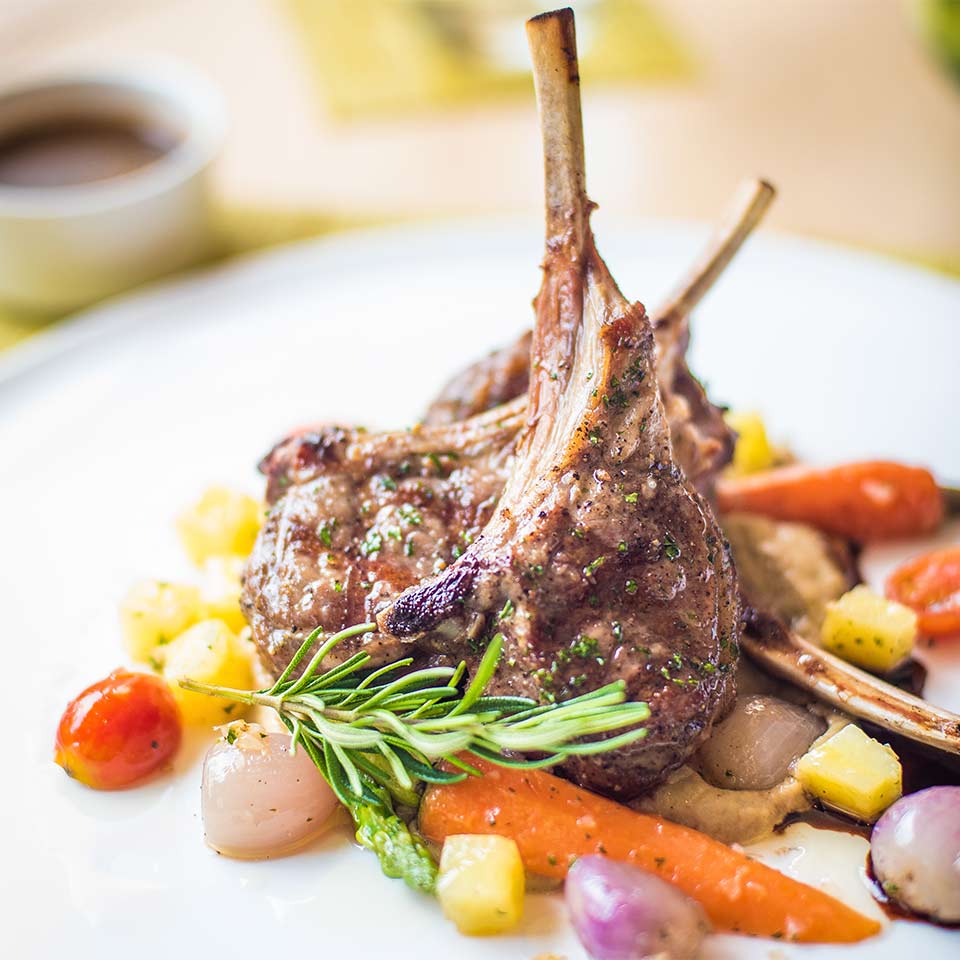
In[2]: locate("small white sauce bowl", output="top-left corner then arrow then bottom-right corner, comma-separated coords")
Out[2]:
0,67 -> 225,314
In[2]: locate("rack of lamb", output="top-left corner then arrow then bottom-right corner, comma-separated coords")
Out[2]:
244,8 -> 743,800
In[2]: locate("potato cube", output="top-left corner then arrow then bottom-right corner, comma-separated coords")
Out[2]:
162,619 -> 253,726
200,555 -> 248,634
725,411 -> 776,475
119,579 -> 202,664
437,834 -> 525,936
795,724 -> 902,822
821,585 -> 917,673
176,487 -> 262,566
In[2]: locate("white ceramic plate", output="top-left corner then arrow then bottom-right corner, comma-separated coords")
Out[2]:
3,218 -> 959,958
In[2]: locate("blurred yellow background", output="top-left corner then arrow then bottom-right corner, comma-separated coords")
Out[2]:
0,0 -> 958,347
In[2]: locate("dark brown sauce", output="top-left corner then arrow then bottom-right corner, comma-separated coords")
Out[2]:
865,854 -> 960,927
775,805 -> 872,840
885,656 -> 928,699
779,809 -> 960,928
0,119 -> 177,187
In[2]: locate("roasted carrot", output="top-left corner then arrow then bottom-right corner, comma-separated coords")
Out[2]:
715,461 -> 942,542
420,760 -> 881,944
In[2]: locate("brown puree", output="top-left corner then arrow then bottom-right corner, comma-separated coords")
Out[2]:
0,119 -> 177,187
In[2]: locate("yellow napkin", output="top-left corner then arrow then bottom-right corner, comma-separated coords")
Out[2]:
284,0 -> 694,119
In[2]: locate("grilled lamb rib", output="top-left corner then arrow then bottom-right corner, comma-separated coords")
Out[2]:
424,179 -> 776,495
245,404 -> 524,671
377,9 -> 741,798
260,175 -> 774,507
244,8 -> 741,798
247,180 -> 768,684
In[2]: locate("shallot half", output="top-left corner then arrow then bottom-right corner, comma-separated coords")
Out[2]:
697,694 -> 825,791
870,786 -> 960,922
566,855 -> 709,959
201,722 -> 338,858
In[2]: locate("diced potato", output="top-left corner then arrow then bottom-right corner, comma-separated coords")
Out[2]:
200,555 -> 248,634
437,834 -> 525,936
176,487 -> 262,566
820,585 -> 917,674
162,619 -> 253,726
795,724 -> 902,822
119,579 -> 202,664
725,411 -> 776,475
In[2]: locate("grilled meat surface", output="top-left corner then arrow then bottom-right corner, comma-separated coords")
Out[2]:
378,10 -> 740,797
426,331 -> 533,428
246,405 -> 524,672
243,9 -> 741,799
425,319 -> 731,495
423,176 -> 777,496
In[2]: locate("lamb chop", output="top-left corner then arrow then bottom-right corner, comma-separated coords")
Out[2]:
247,183 -> 769,683
244,8 -> 742,800
245,402 -> 524,672
375,7 -> 742,798
424,178 -> 777,496
243,8 -> 960,792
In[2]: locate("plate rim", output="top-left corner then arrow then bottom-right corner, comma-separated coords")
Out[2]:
3,214 -> 957,394
6,214 -> 960,958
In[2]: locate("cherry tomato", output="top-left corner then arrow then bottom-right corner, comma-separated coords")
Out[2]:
886,547 -> 960,638
54,669 -> 182,789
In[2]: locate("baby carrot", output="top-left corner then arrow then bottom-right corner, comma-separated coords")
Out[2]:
419,760 -> 881,944
716,461 -> 942,542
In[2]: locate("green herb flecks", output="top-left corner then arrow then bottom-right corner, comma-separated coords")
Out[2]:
318,519 -> 337,548
399,503 -> 423,527
663,531 -> 681,561
360,530 -> 383,557
571,635 -> 599,659
583,556 -> 606,578
181,623 -> 649,892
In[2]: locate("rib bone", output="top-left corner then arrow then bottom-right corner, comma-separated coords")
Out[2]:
744,612 -> 960,756
376,8 -> 741,799
424,179 -> 776,491
258,177 -> 774,504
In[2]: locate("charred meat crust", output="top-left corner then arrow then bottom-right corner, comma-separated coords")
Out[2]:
385,552 -> 481,636
422,322 -> 733,496
375,295 -> 740,798
425,332 -> 532,428
242,7 -> 741,801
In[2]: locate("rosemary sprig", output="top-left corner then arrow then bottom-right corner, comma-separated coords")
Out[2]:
181,622 -> 650,891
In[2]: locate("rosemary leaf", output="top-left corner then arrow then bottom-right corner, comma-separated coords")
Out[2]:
181,618 -> 649,893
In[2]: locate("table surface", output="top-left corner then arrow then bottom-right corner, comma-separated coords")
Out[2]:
0,0 -> 958,264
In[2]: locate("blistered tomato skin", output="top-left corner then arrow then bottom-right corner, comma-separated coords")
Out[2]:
54,669 -> 182,789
